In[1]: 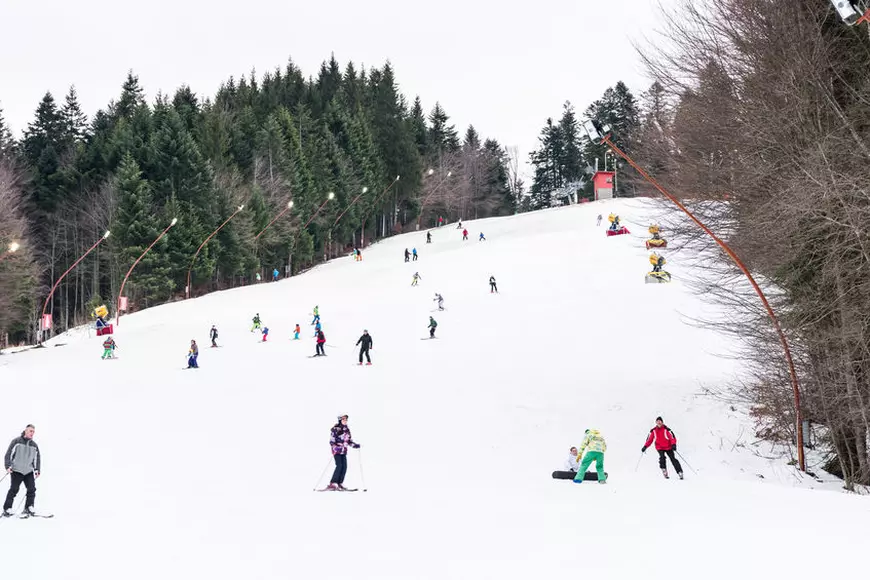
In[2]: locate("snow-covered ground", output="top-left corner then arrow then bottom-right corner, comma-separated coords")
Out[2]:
1,199 -> 866,579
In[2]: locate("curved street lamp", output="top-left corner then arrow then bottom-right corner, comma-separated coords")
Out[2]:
117,218 -> 178,327
418,168 -> 453,227
361,176 -> 401,246
187,205 -> 245,298
0,241 -> 20,263
255,200 -> 294,241
39,230 -> 110,343
583,120 -> 805,472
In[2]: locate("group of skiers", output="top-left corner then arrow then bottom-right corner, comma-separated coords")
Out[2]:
563,417 -> 684,483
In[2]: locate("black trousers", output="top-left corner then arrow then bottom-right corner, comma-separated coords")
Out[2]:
330,454 -> 348,484
490,282 -> 498,292
316,343 -> 325,356
658,449 -> 682,473
413,254 -> 417,261
359,348 -> 371,363
429,327 -> 435,338
4,471 -> 36,510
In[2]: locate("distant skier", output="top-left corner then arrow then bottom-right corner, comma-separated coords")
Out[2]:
293,324 -> 301,340
255,272 -> 262,282
261,326 -> 269,342
565,446 -> 580,472
437,216 -> 443,227
641,416 -> 683,480
251,313 -> 262,332
412,248 -> 418,261
573,429 -> 607,484
434,293 -> 444,311
3,424 -> 40,517
412,272 -> 421,286
355,248 -> 362,262
462,229 -> 468,241
426,231 -> 432,243
326,415 -> 360,491
479,232 -> 486,241
187,340 -> 199,368
210,325 -> 218,348
272,268 -> 279,281
457,220 -> 463,229
356,329 -> 373,365
315,329 -> 326,356
489,275 -> 498,293
311,306 -> 320,325
404,248 -> 411,263
313,320 -> 322,336
101,336 -> 117,359
597,214 -> 602,226
428,316 -> 437,338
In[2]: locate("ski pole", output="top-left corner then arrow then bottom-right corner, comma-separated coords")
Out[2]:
312,457 -> 333,491
0,472 -> 8,484
676,451 -> 697,475
635,453 -> 645,472
357,448 -> 367,492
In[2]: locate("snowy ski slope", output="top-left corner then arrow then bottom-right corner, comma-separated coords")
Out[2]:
0,199 -> 866,579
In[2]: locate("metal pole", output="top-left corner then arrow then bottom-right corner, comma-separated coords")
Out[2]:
601,134 -> 805,471
187,205 -> 244,298
40,231 -> 110,342
254,201 -> 293,241
116,218 -> 177,327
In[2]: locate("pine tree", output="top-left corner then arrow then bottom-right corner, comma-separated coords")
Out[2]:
557,102 -> 583,183
114,71 -> 146,120
61,86 -> 89,143
428,102 -> 460,157
410,97 -> 428,158
529,118 -> 563,208
23,92 -> 69,220
0,104 -> 14,160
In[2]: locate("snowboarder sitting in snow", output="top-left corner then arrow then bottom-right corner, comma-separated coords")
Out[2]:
210,325 -> 218,348
356,329 -> 373,365
641,416 -> 683,480
326,415 -> 360,491
315,329 -> 326,356
565,446 -> 580,472
412,272 -> 422,286
251,313 -> 262,332
428,316 -> 437,338
573,429 -> 607,484
434,293 -> 444,311
187,340 -> 199,368
101,337 -> 117,359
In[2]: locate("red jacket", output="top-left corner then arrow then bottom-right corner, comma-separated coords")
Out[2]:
645,425 -> 677,451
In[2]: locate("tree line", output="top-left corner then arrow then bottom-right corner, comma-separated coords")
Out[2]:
0,56 -> 516,345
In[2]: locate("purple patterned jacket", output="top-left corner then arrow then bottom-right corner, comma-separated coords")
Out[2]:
330,424 -> 357,455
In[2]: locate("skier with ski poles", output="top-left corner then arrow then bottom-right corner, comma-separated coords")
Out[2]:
251,313 -> 262,332
187,340 -> 199,368
434,293 -> 444,311
210,325 -> 218,348
315,329 -> 326,356
428,316 -> 438,338
412,247 -> 418,261
101,336 -> 117,359
311,306 -> 320,325
489,275 -> 498,293
641,416 -> 683,479
3,424 -> 40,517
324,415 -> 360,491
426,231 -> 432,243
573,429 -> 607,484
412,272 -> 422,286
356,329 -> 373,365
404,248 -> 411,263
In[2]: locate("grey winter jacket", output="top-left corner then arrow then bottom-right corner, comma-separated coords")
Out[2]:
4,437 -> 40,475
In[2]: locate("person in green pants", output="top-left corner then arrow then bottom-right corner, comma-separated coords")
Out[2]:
573,429 -> 607,484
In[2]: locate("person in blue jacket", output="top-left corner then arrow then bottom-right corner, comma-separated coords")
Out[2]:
412,247 -> 418,261
272,268 -> 279,281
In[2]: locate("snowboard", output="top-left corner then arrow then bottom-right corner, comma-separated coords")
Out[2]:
552,470 -> 608,481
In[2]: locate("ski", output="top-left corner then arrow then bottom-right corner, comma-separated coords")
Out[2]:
19,512 -> 54,519
316,487 -> 358,492
420,337 -> 438,340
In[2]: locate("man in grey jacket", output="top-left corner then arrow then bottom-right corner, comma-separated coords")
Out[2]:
3,424 -> 41,516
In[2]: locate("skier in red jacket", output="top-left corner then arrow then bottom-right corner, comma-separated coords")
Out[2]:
641,416 -> 683,479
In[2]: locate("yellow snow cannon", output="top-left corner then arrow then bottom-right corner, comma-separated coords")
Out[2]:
646,224 -> 668,249
645,253 -> 671,283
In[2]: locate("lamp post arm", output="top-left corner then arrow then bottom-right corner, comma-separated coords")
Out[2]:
117,220 -> 177,327
188,205 -> 244,297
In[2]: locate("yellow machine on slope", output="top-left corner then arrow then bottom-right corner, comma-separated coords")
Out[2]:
646,224 -> 667,249
645,253 -> 671,283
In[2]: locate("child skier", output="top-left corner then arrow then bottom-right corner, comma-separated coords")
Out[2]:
412,272 -> 422,286
251,313 -> 262,332
428,316 -> 437,338
356,329 -> 373,365
311,306 -> 320,325
187,340 -> 199,369
293,324 -> 301,340
489,275 -> 498,293
462,228 -> 468,240
261,326 -> 269,342
315,329 -> 326,356
641,416 -> 683,479
101,336 -> 117,359
313,320 -> 322,337
325,415 -> 360,491
210,325 -> 218,347
573,429 -> 607,484
434,293 -> 444,311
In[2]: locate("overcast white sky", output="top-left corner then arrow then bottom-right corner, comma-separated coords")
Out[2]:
0,0 -> 670,180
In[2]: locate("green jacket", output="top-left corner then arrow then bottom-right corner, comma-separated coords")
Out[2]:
577,429 -> 607,458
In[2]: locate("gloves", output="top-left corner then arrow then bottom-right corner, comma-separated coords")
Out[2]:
671,445 -> 676,452
641,446 -> 647,453
352,443 -> 361,449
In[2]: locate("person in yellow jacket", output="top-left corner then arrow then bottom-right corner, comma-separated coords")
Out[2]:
573,429 -> 607,484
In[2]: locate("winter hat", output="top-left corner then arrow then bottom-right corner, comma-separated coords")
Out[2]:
337,414 -> 348,421
656,416 -> 663,422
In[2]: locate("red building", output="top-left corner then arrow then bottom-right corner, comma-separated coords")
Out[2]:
593,171 -> 615,200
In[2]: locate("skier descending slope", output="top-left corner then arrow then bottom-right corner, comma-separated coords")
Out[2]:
323,415 -> 360,491
433,293 -> 444,311
101,336 -> 117,359
187,340 -> 199,369
261,327 -> 269,342
427,316 -> 438,339
3,424 -> 41,518
641,417 -> 683,479
489,275 -> 498,293
314,329 -> 326,356
293,324 -> 301,340
311,306 -> 320,325
356,330 -> 373,365
251,313 -> 262,332
573,429 -> 607,484
412,272 -> 422,286
210,325 -> 218,348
